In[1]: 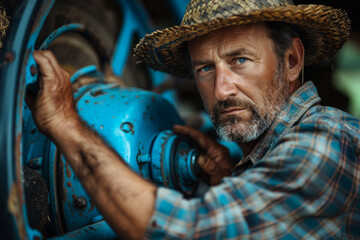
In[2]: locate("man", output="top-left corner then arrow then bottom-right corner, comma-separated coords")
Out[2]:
28,0 -> 360,239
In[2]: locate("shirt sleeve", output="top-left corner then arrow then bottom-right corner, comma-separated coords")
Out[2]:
144,121 -> 359,239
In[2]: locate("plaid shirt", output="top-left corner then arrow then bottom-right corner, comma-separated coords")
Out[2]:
145,81 -> 360,239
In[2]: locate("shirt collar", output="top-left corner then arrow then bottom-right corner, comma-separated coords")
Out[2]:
234,81 -> 321,169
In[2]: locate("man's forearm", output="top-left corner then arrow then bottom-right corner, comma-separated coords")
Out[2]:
51,118 -> 156,239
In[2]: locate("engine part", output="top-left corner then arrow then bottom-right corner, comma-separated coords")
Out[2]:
47,71 -> 200,233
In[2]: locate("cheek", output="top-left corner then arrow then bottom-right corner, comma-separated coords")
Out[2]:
195,79 -> 214,108
243,69 -> 278,112
237,75 -> 270,105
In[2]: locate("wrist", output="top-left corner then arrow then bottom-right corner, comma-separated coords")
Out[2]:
43,112 -> 84,144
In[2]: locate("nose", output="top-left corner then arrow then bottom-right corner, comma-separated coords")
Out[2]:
213,65 -> 237,101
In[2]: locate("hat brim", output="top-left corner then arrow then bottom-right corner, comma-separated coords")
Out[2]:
135,4 -> 351,79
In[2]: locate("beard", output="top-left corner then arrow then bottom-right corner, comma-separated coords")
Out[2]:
208,61 -> 290,143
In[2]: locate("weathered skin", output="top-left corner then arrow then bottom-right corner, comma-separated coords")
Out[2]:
188,23 -> 303,156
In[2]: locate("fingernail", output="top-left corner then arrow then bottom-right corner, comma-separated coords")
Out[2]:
173,124 -> 182,132
198,155 -> 206,166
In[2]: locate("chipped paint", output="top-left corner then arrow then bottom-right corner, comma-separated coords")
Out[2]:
8,184 -> 26,240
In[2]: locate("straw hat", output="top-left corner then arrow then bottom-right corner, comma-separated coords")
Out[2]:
0,7 -> 9,48
134,0 -> 351,79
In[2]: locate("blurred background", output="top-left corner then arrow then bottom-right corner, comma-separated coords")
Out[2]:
293,0 -> 360,118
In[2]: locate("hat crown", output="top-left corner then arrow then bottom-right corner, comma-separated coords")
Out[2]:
182,0 -> 294,25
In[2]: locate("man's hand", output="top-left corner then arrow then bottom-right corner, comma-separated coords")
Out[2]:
173,124 -> 234,185
26,50 -> 79,139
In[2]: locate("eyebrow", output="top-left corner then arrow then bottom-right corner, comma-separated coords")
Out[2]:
191,60 -> 212,68
224,48 -> 252,58
191,48 -> 254,68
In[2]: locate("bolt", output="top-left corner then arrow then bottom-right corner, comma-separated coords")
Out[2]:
91,215 -> 103,223
138,154 -> 151,164
74,196 -> 87,209
30,64 -> 37,76
120,122 -> 134,134
28,157 -> 43,169
3,51 -> 15,64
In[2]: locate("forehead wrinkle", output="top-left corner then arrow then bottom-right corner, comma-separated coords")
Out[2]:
188,23 -> 273,70
223,47 -> 255,58
189,36 -> 220,68
189,24 -> 264,53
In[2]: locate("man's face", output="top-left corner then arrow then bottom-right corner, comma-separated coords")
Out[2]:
188,23 -> 291,143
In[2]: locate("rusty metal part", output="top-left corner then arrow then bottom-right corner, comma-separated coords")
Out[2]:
3,51 -> 15,63
29,64 -> 37,76
7,184 -> 26,240
74,196 -> 87,209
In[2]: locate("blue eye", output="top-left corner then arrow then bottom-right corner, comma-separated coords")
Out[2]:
236,58 -> 248,64
200,65 -> 212,72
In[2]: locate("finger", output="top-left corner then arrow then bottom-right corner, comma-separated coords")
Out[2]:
43,51 -> 71,89
34,51 -> 70,91
174,124 -> 232,168
198,155 -> 219,175
174,124 -> 230,162
40,50 -> 65,79
198,156 -> 227,186
209,148 -> 233,171
173,124 -> 216,150
33,51 -> 58,86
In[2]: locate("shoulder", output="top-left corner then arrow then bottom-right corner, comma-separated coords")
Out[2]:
250,106 -> 359,193
272,105 -> 360,164
293,105 -> 360,143
301,105 -> 360,129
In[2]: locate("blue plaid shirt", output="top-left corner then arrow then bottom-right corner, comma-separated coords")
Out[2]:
145,81 -> 360,239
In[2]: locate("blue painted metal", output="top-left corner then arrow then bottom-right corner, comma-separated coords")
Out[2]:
0,0 -> 55,239
54,71 -> 200,231
46,137 -> 63,234
74,84 -> 184,170
39,23 -> 85,50
150,131 -> 199,195
70,65 -> 98,83
48,220 -> 117,240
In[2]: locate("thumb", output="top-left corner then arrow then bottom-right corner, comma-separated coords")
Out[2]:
198,155 -> 232,186
198,155 -> 220,176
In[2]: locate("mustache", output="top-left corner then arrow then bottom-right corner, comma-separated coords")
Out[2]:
211,97 -> 257,115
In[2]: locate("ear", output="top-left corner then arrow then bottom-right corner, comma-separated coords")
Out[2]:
285,37 -> 305,84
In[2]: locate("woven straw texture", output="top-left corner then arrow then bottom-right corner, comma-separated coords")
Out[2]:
0,7 -> 9,48
135,0 -> 351,79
